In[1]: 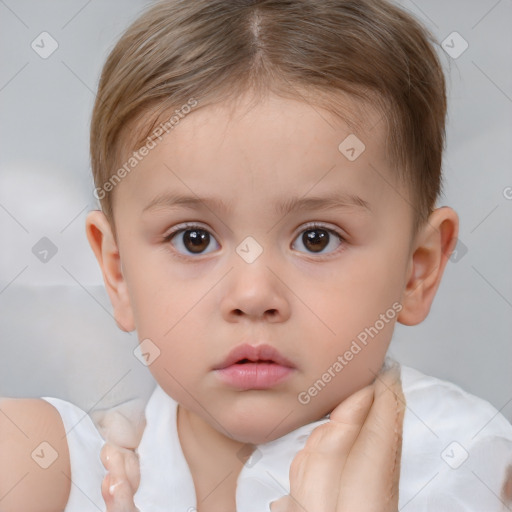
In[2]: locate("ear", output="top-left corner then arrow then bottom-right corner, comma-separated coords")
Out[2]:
85,210 -> 135,332
397,206 -> 459,326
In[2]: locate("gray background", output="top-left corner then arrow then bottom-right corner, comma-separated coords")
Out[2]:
0,0 -> 511,420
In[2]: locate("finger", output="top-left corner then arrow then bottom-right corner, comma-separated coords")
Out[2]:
329,382 -> 374,426
102,472 -> 120,512
286,384 -> 375,512
102,472 -> 140,512
100,442 -> 114,471
101,446 -> 140,512
101,472 -> 113,510
101,443 -> 141,494
101,446 -> 126,489
338,362 -> 405,511
123,447 -> 141,493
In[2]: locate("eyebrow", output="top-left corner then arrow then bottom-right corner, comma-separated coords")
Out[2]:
142,191 -> 371,216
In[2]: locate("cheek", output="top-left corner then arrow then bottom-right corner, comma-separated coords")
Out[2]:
304,253 -> 404,335
296,248 -> 404,392
121,248 -> 217,372
122,245 -> 208,334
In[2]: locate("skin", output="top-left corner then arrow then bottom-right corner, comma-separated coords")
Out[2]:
101,365 -> 405,512
86,91 -> 458,511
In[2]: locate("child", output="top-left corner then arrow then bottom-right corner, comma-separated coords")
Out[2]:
1,0 -> 512,511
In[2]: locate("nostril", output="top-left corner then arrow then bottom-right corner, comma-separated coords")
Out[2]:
231,308 -> 277,317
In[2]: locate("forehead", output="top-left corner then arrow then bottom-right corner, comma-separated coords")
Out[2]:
113,91 -> 400,218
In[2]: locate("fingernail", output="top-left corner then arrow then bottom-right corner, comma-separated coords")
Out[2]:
381,357 -> 399,373
381,358 -> 401,382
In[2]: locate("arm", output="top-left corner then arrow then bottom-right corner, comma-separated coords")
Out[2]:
0,398 -> 71,512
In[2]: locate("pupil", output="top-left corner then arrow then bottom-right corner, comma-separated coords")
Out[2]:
184,230 -> 209,253
303,229 -> 328,252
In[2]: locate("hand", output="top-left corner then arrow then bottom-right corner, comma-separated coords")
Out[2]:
271,363 -> 405,512
92,400 -> 146,512
101,442 -> 141,512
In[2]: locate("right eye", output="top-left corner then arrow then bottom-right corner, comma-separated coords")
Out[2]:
165,224 -> 220,256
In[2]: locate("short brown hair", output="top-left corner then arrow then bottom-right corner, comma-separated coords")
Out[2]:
90,0 -> 446,235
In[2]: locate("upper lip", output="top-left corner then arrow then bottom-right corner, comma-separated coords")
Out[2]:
213,343 -> 295,370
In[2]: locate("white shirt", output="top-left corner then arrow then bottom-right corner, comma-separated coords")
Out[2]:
42,364 -> 512,511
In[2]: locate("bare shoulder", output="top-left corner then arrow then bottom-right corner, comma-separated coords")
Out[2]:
0,398 -> 71,512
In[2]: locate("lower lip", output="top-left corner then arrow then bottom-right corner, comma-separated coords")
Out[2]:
214,362 -> 294,389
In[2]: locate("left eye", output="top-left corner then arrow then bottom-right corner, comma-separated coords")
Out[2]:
292,225 -> 343,255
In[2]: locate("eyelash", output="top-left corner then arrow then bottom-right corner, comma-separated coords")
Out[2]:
163,222 -> 346,259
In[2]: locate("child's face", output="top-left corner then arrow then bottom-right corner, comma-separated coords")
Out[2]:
97,92 -> 424,443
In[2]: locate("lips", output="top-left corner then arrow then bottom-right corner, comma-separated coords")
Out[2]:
213,343 -> 295,370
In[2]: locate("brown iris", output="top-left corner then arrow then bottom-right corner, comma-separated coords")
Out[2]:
302,228 -> 329,253
182,229 -> 210,253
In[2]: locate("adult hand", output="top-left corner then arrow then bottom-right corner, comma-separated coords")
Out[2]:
92,400 -> 146,512
271,363 -> 405,512
101,442 -> 141,512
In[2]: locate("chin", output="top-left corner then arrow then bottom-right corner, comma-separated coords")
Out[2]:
219,405 -> 312,445
228,424 -> 288,445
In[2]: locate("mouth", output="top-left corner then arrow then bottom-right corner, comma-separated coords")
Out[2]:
213,343 -> 295,370
213,343 -> 296,390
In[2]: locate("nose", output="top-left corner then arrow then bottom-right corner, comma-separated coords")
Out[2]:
220,260 -> 291,324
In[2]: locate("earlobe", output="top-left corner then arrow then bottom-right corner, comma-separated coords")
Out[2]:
397,207 -> 459,326
85,210 -> 135,332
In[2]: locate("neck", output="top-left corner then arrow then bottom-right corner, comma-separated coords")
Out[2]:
177,404 -> 251,510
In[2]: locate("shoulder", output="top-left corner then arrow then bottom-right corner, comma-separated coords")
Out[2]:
398,365 -> 512,511
41,395 -> 108,511
400,364 -> 512,440
0,397 -> 71,512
